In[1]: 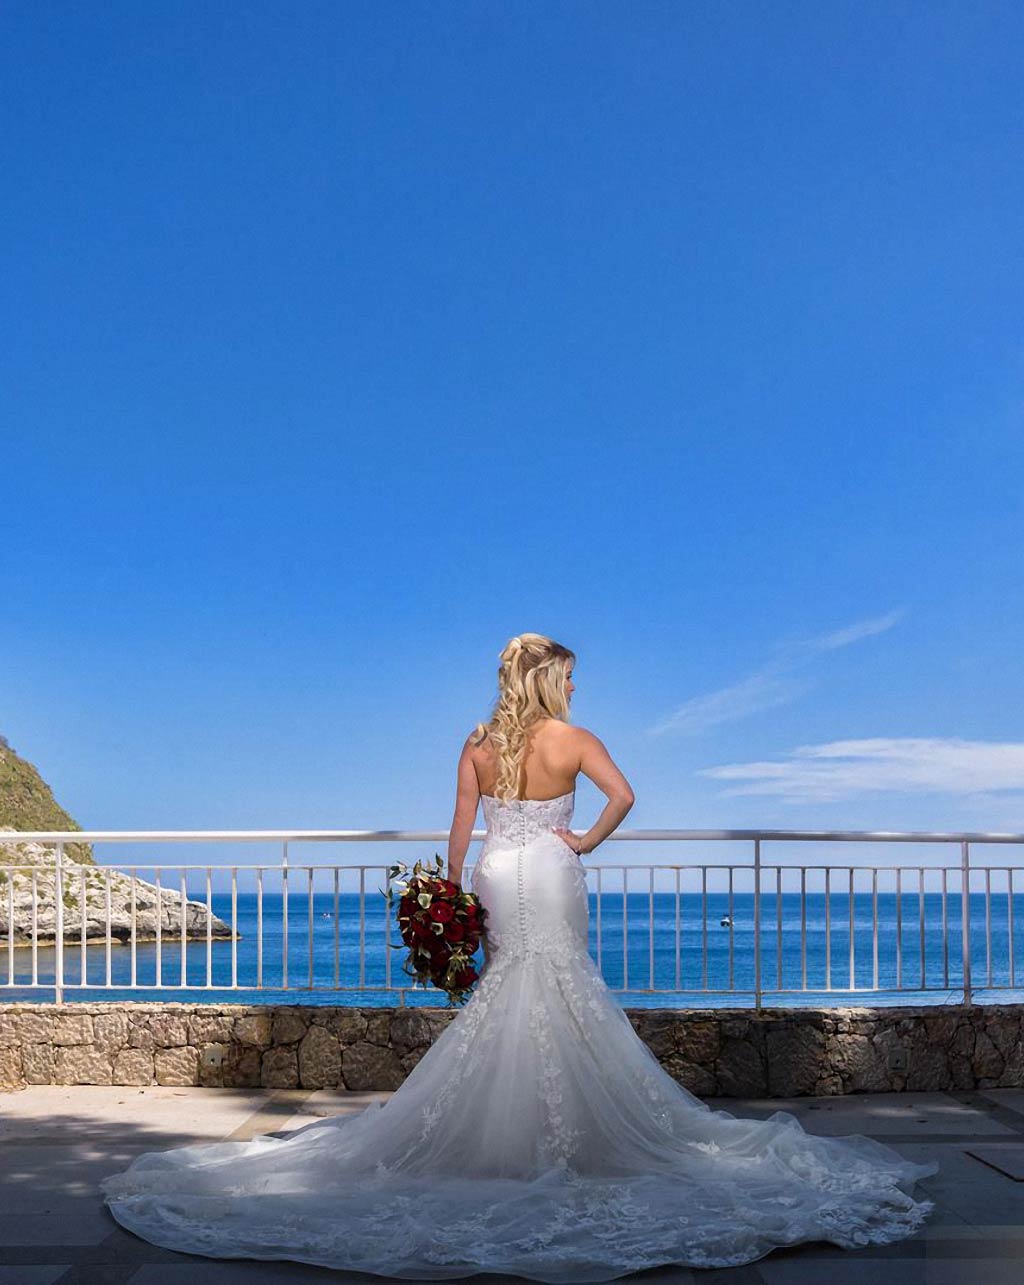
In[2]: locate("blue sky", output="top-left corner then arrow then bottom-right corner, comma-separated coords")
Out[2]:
1,1 -> 1022,869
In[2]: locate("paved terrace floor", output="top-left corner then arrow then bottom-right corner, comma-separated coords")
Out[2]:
2,1085 -> 1024,1285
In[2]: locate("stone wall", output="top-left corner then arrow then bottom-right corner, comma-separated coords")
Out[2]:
2,1001 -> 1022,1096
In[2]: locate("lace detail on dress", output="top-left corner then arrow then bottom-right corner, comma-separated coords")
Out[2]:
478,789 -> 575,848
528,991 -> 583,1170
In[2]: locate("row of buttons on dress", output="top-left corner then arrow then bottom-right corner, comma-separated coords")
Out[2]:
516,809 -> 529,941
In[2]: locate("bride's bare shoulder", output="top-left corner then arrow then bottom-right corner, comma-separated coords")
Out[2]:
555,721 -> 601,744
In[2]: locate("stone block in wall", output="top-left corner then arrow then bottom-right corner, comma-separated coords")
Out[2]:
223,1044 -> 262,1088
342,1041 -> 405,1091
155,1045 -> 199,1085
17,1012 -> 54,1043
0,1045 -> 24,1091
53,1014 -> 93,1045
973,1029 -> 1004,1080
234,1012 -> 272,1047
997,1039 -> 1024,1087
871,1025 -> 908,1074
831,1033 -> 889,1093
198,1042 -> 228,1088
326,1009 -> 368,1045
989,1013 -> 1022,1061
55,1045 -> 112,1085
677,1019 -> 719,1066
766,1024 -> 825,1096
905,1037 -> 952,1091
22,1042 -> 54,1084
0,1012 -> 19,1047
128,1020 -> 156,1051
113,1048 -> 154,1085
923,1013 -> 959,1046
261,1045 -> 299,1088
298,1025 -> 341,1088
630,1013 -> 675,1060
390,1010 -> 432,1053
717,1035 -> 766,1096
947,1024 -> 976,1089
365,1012 -> 391,1046
150,1015 -> 190,1048
425,1011 -> 457,1041
93,1012 -> 129,1055
271,1010 -> 308,1045
399,1046 -> 429,1075
662,1056 -> 716,1097
189,1013 -> 236,1045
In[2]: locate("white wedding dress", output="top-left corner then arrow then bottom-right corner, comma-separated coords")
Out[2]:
101,789 -> 939,1280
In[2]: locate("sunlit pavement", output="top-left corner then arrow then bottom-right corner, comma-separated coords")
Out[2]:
2,1083 -> 1023,1285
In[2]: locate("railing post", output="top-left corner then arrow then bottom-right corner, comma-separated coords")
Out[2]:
753,837 -> 762,1013
961,839 -> 972,1005
54,842 -> 64,1005
282,841 -> 289,990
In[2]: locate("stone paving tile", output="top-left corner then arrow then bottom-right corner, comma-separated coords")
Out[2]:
754,1259 -> 938,1284
635,1266 -> 756,1283
0,1145 -> 180,1209
905,1146 -> 1024,1228
51,1269 -> 138,1285
703,1092 -> 1021,1137
0,1270 -> 69,1285
291,1089 -> 394,1117
961,1141 -> 1024,1179
0,1205 -> 113,1249
128,1264 -> 425,1283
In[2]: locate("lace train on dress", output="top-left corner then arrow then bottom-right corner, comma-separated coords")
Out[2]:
100,789 -> 938,1280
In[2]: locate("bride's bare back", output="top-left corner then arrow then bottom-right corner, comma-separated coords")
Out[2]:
471,718 -> 583,800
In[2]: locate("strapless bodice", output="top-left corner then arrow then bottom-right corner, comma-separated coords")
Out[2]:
480,789 -> 575,846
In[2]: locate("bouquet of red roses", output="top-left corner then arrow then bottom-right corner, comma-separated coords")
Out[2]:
383,854 -> 487,1005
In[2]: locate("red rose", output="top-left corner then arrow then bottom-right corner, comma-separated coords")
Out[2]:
429,901 -> 455,923
446,921 -> 465,942
463,901 -> 478,918
454,966 -> 478,987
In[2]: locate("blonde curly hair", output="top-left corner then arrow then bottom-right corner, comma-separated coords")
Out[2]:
471,633 -> 576,802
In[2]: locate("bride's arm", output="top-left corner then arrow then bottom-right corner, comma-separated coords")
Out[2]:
563,729 -> 635,856
445,734 -> 481,885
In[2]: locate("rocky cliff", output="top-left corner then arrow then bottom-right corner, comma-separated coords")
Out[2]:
0,736 -> 236,947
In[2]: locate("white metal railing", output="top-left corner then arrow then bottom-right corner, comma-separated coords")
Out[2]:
2,827 -> 1024,1009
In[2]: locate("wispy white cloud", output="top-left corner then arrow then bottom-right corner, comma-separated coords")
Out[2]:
647,608 -> 906,737
697,737 -> 1024,802
647,674 -> 811,737
783,608 -> 908,659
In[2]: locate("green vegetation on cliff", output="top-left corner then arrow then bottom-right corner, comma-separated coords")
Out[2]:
0,736 -> 94,866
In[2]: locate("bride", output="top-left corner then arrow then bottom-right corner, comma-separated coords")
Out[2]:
101,632 -> 938,1279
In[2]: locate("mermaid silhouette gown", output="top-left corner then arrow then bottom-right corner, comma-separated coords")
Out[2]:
100,789 -> 938,1279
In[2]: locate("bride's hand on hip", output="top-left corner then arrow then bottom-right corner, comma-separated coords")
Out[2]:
551,827 -> 584,855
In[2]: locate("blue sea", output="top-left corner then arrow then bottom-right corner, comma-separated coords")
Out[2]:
8,891 -> 1024,1007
